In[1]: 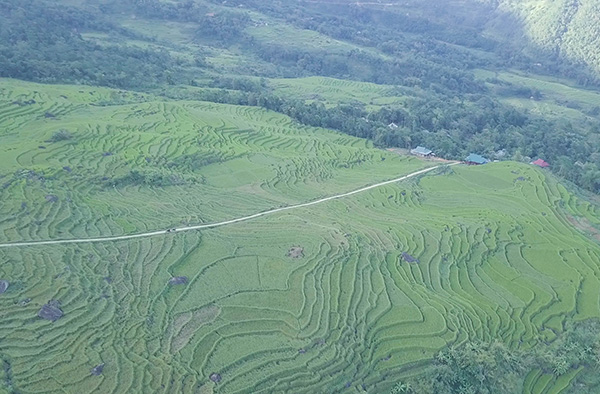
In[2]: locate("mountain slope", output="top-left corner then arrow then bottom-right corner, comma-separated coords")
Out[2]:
1,80 -> 600,393
483,0 -> 600,78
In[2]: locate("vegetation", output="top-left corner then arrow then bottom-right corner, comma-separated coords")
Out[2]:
413,341 -> 528,394
0,0 -> 194,87
482,0 -> 600,80
0,80 -> 600,393
1,0 -> 600,392
49,129 -> 73,142
400,319 -> 600,393
0,0 -> 598,192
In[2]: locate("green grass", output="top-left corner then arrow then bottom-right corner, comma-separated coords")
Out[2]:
475,69 -> 600,122
246,20 -> 388,60
0,79 -> 600,393
0,78 -> 426,243
270,76 -> 407,110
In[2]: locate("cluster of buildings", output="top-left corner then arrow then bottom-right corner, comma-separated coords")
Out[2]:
409,146 -> 550,168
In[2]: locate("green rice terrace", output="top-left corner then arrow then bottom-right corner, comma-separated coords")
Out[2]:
1,79 -> 600,393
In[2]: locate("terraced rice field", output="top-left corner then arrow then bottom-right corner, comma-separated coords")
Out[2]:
270,77 -> 407,109
475,69 -> 600,123
0,78 -> 426,243
1,79 -> 600,393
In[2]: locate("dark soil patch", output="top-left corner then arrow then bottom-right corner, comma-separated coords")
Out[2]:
168,276 -> 188,286
91,363 -> 104,376
287,246 -> 304,259
38,300 -> 63,322
401,252 -> 419,263
567,215 -> 600,243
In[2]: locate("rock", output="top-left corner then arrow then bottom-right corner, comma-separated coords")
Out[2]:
168,276 -> 188,286
91,363 -> 105,376
0,280 -> 9,294
287,246 -> 304,259
38,300 -> 64,322
209,373 -> 221,383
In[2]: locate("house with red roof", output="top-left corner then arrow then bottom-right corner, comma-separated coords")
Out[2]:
531,159 -> 550,168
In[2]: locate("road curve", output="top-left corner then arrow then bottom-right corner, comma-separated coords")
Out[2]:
0,163 -> 457,249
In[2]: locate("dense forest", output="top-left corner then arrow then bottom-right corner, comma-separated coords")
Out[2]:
482,0 -> 600,80
0,0 -> 598,194
394,319 -> 600,394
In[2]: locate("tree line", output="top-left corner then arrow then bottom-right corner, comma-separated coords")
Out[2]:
170,81 -> 600,193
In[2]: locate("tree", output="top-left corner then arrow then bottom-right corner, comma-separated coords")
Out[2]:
410,341 -> 529,394
49,129 -> 73,142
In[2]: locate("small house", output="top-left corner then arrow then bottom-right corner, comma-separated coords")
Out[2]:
410,146 -> 434,157
388,122 -> 399,129
465,153 -> 489,165
531,158 -> 549,168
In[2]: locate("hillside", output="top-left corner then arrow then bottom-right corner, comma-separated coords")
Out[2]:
1,80 -> 600,393
1,0 -> 598,194
1,1 -> 600,393
483,0 -> 600,78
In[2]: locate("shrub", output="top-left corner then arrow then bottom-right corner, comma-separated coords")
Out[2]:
49,129 -> 73,142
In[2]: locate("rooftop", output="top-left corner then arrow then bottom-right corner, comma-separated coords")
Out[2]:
532,158 -> 550,168
411,146 -> 433,155
465,153 -> 489,164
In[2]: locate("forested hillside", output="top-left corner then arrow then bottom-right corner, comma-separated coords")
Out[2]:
482,0 -> 600,79
0,0 -> 598,193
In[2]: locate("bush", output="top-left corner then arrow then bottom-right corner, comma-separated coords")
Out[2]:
49,129 -> 73,142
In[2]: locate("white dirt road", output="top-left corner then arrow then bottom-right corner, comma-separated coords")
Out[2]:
0,163 -> 456,249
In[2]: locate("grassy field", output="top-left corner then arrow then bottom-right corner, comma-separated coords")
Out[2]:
270,77 -> 408,110
475,69 -> 600,123
1,80 -> 600,393
0,78 -> 426,243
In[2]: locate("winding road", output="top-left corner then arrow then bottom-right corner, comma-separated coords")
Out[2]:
0,164 -> 456,249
